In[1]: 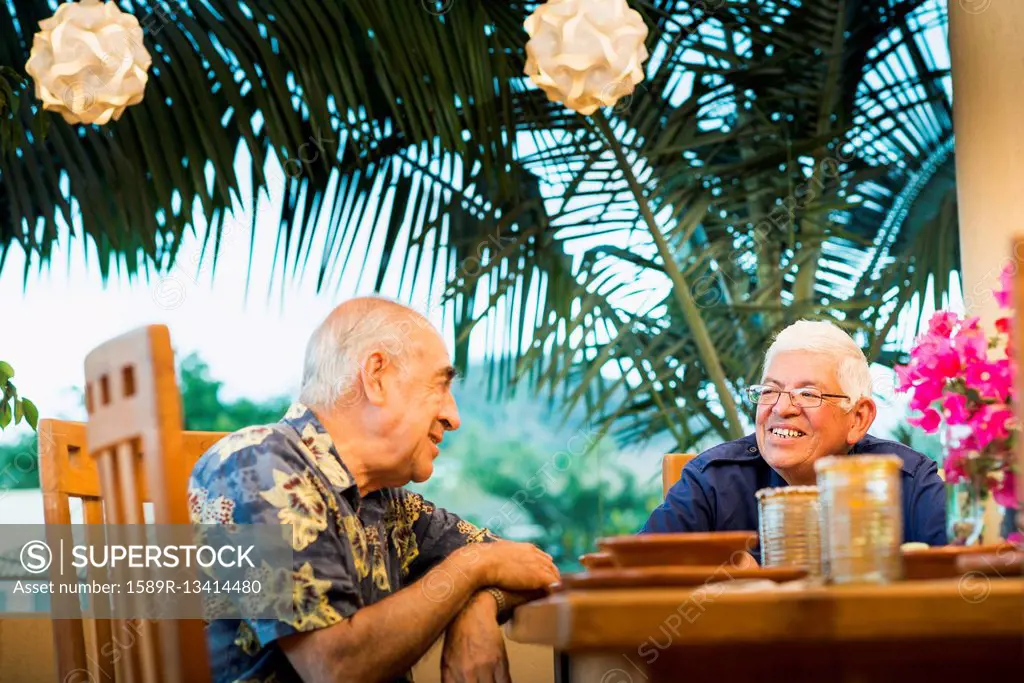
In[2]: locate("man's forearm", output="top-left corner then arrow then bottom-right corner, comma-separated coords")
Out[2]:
483,587 -> 548,621
282,547 -> 488,682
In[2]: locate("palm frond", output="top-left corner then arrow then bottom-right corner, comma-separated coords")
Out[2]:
0,0 -> 959,453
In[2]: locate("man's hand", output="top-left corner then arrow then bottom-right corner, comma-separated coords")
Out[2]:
441,592 -> 510,683
467,540 -> 560,592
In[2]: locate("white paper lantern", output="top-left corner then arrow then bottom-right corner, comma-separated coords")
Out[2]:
25,0 -> 153,125
524,0 -> 649,116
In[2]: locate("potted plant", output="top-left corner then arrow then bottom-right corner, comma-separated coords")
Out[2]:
896,265 -> 1020,544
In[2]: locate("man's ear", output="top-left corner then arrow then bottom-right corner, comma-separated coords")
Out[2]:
360,351 -> 389,407
846,396 -> 877,445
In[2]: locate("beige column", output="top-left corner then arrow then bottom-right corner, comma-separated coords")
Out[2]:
948,0 -> 1024,542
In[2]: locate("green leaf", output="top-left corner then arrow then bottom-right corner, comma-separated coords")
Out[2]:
31,108 -> 50,143
14,398 -> 23,425
0,401 -> 11,429
22,398 -> 38,431
0,361 -> 13,385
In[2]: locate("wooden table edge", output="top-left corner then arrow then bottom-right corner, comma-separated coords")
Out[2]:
507,577 -> 1024,649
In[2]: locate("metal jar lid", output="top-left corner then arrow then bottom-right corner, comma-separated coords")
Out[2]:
756,485 -> 819,500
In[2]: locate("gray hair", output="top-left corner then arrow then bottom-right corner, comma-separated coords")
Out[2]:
761,320 -> 872,409
299,297 -> 432,410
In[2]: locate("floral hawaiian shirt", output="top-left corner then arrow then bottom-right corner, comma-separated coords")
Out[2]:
188,403 -> 493,683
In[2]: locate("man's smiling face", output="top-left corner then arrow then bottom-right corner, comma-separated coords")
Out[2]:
754,351 -> 858,479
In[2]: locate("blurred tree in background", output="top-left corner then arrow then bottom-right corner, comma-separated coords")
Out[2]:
177,353 -> 291,432
430,423 -> 661,569
0,431 -> 36,490
410,387 -> 665,570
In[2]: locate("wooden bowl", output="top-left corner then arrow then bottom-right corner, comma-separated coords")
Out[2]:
598,531 -> 759,568
578,552 -> 614,570
902,543 -> 1018,580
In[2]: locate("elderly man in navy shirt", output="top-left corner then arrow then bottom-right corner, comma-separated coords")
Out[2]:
643,319 -> 947,549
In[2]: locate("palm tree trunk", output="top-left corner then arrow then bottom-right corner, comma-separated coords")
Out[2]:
593,111 -> 744,440
794,2 -> 847,304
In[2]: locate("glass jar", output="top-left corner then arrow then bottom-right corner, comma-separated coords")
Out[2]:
815,454 -> 903,584
756,485 -> 822,576
948,479 -> 985,546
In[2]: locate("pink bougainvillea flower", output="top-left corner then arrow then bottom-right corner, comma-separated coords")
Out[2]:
990,470 -> 1019,508
894,363 -> 917,392
958,431 -> 980,453
960,315 -> 982,333
970,404 -> 1014,448
994,263 -> 1014,308
908,407 -> 942,433
927,311 -> 960,337
904,293 -> 1017,499
908,380 -> 944,412
913,336 -> 961,380
941,392 -> 971,425
942,449 -> 968,484
952,319 -> 989,363
965,359 -> 1014,401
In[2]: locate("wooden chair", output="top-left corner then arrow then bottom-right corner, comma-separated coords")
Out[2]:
661,453 -> 697,497
38,325 -> 227,683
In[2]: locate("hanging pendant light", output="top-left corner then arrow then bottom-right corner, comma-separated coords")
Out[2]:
25,0 -> 153,125
524,0 -> 649,116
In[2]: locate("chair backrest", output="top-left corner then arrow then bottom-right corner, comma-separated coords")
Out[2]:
83,325 -> 185,527
39,421 -> 226,683
662,453 -> 697,497
38,325 -> 227,683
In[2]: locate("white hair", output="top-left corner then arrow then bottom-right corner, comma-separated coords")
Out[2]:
299,297 -> 433,411
761,320 -> 872,408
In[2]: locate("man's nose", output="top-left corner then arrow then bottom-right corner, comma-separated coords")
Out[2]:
773,392 -> 802,416
439,392 -> 461,432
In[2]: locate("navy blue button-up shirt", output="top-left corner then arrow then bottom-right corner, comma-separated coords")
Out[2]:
642,434 -> 947,549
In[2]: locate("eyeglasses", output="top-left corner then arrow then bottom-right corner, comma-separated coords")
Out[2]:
745,385 -> 849,408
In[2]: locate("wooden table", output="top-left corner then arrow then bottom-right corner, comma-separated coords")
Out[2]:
507,578 -> 1024,683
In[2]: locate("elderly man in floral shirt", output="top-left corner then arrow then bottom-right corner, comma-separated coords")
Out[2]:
189,297 -> 559,683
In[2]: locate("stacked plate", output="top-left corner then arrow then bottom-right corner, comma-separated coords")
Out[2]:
560,531 -> 807,590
